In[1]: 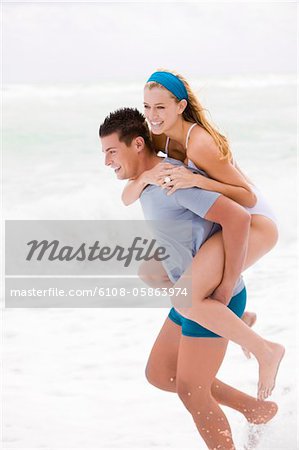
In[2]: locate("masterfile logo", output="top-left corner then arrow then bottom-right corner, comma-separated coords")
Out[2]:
25,237 -> 169,267
5,220 -> 192,308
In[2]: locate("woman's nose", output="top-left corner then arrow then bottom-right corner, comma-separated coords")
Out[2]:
149,109 -> 158,121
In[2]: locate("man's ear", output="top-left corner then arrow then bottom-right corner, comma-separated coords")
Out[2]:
135,136 -> 145,153
178,99 -> 187,114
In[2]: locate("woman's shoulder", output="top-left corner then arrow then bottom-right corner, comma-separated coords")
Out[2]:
187,125 -> 221,160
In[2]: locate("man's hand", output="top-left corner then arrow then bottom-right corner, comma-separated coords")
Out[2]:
210,283 -> 234,306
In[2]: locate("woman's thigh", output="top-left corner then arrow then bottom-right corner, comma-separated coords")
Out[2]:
140,215 -> 275,297
173,221 -> 277,306
145,316 -> 182,391
173,231 -> 225,304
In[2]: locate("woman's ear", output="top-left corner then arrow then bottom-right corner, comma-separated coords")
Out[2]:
178,99 -> 188,114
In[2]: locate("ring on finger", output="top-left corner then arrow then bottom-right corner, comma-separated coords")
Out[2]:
164,176 -> 172,183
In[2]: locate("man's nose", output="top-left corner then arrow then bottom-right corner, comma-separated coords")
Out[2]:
105,154 -> 111,166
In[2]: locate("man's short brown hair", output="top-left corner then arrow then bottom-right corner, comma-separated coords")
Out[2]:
99,107 -> 154,151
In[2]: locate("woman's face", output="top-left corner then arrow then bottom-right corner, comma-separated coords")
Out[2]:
143,86 -> 183,135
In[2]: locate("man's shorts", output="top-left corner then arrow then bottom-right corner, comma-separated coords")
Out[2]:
168,287 -> 247,338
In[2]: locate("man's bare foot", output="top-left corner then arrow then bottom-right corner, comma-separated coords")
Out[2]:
245,424 -> 266,450
257,342 -> 285,400
243,401 -> 278,449
243,400 -> 278,424
241,311 -> 257,358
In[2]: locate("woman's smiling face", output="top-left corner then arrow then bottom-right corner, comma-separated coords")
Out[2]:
143,86 -> 183,135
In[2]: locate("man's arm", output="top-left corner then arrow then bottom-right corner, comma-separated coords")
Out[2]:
204,195 -> 251,303
175,187 -> 251,304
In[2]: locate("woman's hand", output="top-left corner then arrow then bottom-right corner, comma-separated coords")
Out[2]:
142,163 -> 176,186
162,166 -> 207,195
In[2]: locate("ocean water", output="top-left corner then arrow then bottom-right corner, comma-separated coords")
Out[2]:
2,75 -> 297,449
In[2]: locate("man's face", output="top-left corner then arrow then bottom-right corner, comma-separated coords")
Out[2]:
101,132 -> 139,180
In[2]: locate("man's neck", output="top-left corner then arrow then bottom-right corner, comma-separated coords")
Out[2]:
134,152 -> 161,179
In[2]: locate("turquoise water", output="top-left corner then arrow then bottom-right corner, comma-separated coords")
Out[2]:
3,75 -> 296,227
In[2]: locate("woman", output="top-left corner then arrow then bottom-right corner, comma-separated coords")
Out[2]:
121,71 -> 284,401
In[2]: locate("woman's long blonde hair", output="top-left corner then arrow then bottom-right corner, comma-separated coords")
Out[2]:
146,69 -> 232,160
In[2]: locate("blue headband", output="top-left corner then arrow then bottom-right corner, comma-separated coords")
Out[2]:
146,71 -> 188,101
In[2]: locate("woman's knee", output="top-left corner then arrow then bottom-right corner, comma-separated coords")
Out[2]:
245,216 -> 279,268
138,260 -> 170,287
250,216 -> 279,251
138,262 -> 153,283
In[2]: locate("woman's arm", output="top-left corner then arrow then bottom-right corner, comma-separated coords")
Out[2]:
121,162 -> 176,206
187,130 -> 257,207
195,172 -> 256,208
121,176 -> 149,206
165,129 -> 256,207
164,166 -> 256,208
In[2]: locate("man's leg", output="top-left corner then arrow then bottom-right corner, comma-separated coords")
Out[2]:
176,336 -> 235,449
145,316 -> 180,391
146,316 -> 278,424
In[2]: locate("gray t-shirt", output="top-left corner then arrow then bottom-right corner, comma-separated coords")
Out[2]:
140,157 -> 244,295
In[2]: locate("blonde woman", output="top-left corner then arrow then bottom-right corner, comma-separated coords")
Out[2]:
122,70 -> 284,401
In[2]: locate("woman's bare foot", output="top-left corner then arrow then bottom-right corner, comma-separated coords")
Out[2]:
241,311 -> 257,358
243,400 -> 278,424
257,342 -> 285,400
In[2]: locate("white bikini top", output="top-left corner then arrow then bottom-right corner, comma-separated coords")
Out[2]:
164,123 -> 197,155
165,123 -> 239,169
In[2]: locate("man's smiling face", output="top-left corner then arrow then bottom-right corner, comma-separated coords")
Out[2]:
101,132 -> 140,180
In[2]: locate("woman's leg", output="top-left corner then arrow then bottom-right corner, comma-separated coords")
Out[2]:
139,217 -> 274,330
241,311 -> 257,358
172,224 -> 284,400
176,336 -> 235,450
146,317 -> 278,424
139,216 -> 277,289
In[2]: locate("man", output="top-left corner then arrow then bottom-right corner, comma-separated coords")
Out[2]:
100,107 -> 249,297
99,108 -> 278,449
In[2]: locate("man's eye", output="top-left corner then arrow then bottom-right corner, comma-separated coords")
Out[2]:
144,105 -> 149,109
157,106 -> 165,109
